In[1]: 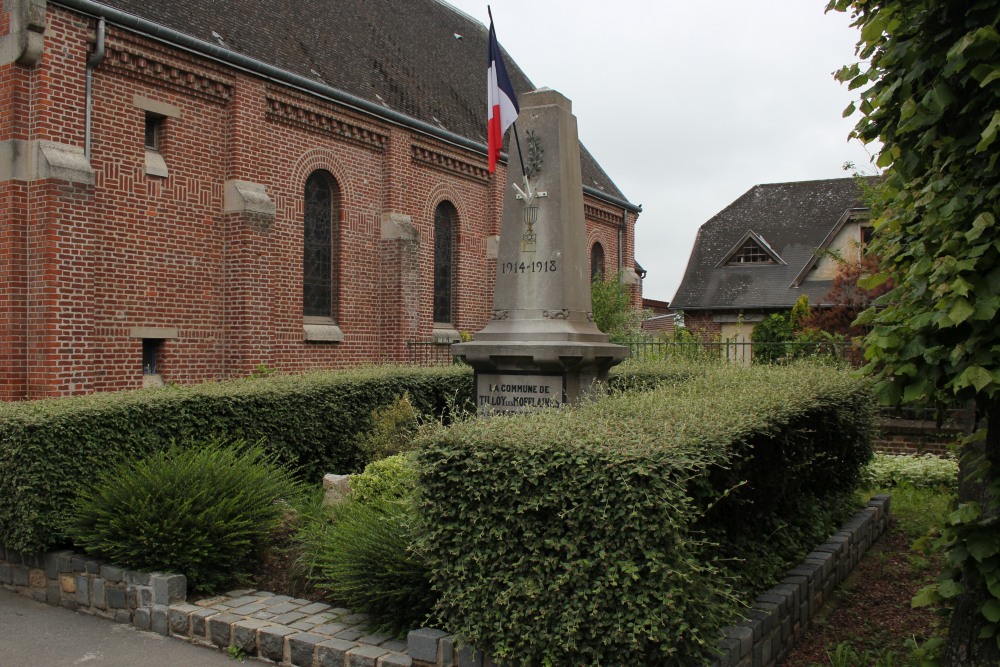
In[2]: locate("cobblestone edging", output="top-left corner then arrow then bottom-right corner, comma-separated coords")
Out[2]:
1,494 -> 890,667
404,495 -> 892,667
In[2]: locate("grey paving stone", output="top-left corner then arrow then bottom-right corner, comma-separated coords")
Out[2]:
272,611 -> 308,625
407,628 -> 449,662
268,602 -> 303,614
232,618 -> 271,653
106,587 -> 126,610
380,639 -> 406,653
151,605 -> 170,636
341,613 -> 370,625
91,578 -> 106,610
289,632 -> 326,667
125,570 -> 150,586
114,609 -> 131,624
168,603 -> 200,636
133,607 -> 151,632
291,620 -> 320,631
191,607 -> 217,638
226,588 -> 257,597
75,575 -> 90,606
347,644 -> 389,667
251,611 -> 276,620
297,602 -> 332,615
260,595 -> 293,606
224,595 -> 262,608
0,565 -> 11,585
259,625 -> 297,662
230,602 -> 268,616
304,612 -> 338,624
290,598 -> 311,605
85,560 -> 102,575
334,626 -> 365,642
313,622 -> 349,636
99,564 -> 124,582
12,565 -> 29,587
358,632 -> 393,646
378,654 -> 412,667
152,573 -> 186,605
316,638 -> 358,667
209,612 -> 244,647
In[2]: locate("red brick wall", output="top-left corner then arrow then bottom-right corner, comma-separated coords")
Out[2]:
0,6 -> 641,399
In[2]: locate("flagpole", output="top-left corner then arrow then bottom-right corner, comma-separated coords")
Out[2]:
488,6 -> 529,184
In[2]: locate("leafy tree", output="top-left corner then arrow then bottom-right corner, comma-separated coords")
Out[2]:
828,1 -> 1000,663
802,254 -> 893,338
751,312 -> 793,364
590,272 -> 644,341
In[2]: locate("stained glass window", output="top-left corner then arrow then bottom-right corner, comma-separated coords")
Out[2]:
303,170 -> 339,318
434,202 -> 457,323
590,242 -> 605,282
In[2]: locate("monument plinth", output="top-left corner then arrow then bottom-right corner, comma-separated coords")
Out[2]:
453,88 -> 627,412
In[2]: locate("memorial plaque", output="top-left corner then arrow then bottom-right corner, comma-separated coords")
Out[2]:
476,372 -> 565,413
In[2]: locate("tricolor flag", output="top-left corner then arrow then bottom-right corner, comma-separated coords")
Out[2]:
487,18 -> 519,173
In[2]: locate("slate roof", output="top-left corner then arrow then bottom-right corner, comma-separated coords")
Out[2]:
671,178 -> 873,311
77,0 -> 629,203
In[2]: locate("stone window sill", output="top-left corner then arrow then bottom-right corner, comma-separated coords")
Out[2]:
304,323 -> 344,343
145,149 -> 168,178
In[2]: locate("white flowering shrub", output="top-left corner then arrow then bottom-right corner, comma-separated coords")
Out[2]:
861,453 -> 958,489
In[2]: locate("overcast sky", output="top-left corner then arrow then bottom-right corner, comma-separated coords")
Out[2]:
443,0 -> 877,302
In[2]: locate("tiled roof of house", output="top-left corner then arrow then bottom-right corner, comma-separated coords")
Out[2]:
670,177 -> 873,311
81,0 -> 628,203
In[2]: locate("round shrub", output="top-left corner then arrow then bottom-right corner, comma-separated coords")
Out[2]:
356,392 -> 421,465
66,440 -> 306,592
349,454 -> 418,505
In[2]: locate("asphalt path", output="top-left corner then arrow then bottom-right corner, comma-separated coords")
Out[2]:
0,587 -> 264,666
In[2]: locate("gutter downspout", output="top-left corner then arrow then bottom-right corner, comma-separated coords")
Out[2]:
84,16 -> 105,159
618,208 -> 625,277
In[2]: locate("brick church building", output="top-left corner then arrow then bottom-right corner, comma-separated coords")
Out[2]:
0,0 -> 641,400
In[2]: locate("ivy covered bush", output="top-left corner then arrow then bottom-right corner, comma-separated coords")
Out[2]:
0,365 -> 472,552
66,440 -> 305,592
416,361 -> 875,665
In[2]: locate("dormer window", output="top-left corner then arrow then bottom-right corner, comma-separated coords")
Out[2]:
717,230 -> 786,268
729,238 -> 774,264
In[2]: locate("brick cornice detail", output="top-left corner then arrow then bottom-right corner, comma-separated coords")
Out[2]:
411,144 -> 489,184
265,94 -> 387,152
102,34 -> 233,104
585,202 -> 621,226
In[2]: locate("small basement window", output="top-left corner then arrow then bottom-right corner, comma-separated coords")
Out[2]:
142,338 -> 163,375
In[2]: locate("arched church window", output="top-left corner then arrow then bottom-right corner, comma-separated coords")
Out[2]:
434,202 -> 458,323
303,170 -> 340,319
591,242 -> 606,282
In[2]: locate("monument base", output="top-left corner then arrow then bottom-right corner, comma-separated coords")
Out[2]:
453,339 -> 627,412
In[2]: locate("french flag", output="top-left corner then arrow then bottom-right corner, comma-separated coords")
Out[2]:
487,18 -> 519,173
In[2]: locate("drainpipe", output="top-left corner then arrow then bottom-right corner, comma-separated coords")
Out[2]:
84,17 -> 105,159
618,208 -> 626,279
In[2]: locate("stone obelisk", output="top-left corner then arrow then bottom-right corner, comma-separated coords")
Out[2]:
453,88 -> 627,413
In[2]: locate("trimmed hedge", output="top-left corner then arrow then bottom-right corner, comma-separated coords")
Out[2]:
0,365 -> 472,552
416,362 -> 875,665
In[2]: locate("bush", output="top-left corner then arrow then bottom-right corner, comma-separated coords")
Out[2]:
861,453 -> 958,489
356,393 -> 421,465
302,497 -> 433,634
0,365 -> 473,552
65,440 -> 305,593
350,454 -> 418,505
416,361 -> 875,664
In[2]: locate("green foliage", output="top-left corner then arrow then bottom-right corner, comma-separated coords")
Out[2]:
302,497 -> 433,634
751,313 -> 794,363
416,361 -> 875,664
829,0 -> 1000,656
0,365 -> 472,552
356,393 -> 421,465
790,295 -> 812,331
590,272 -> 644,340
66,440 -> 305,593
862,453 -> 959,490
349,454 -> 418,505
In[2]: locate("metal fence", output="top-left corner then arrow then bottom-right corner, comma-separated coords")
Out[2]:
406,337 -> 861,367
405,341 -> 460,367
616,337 -> 862,367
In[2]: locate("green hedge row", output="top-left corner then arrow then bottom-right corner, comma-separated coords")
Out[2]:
0,365 -> 473,552
415,362 -> 875,665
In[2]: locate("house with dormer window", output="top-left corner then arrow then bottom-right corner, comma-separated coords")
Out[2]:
670,177 -> 875,341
